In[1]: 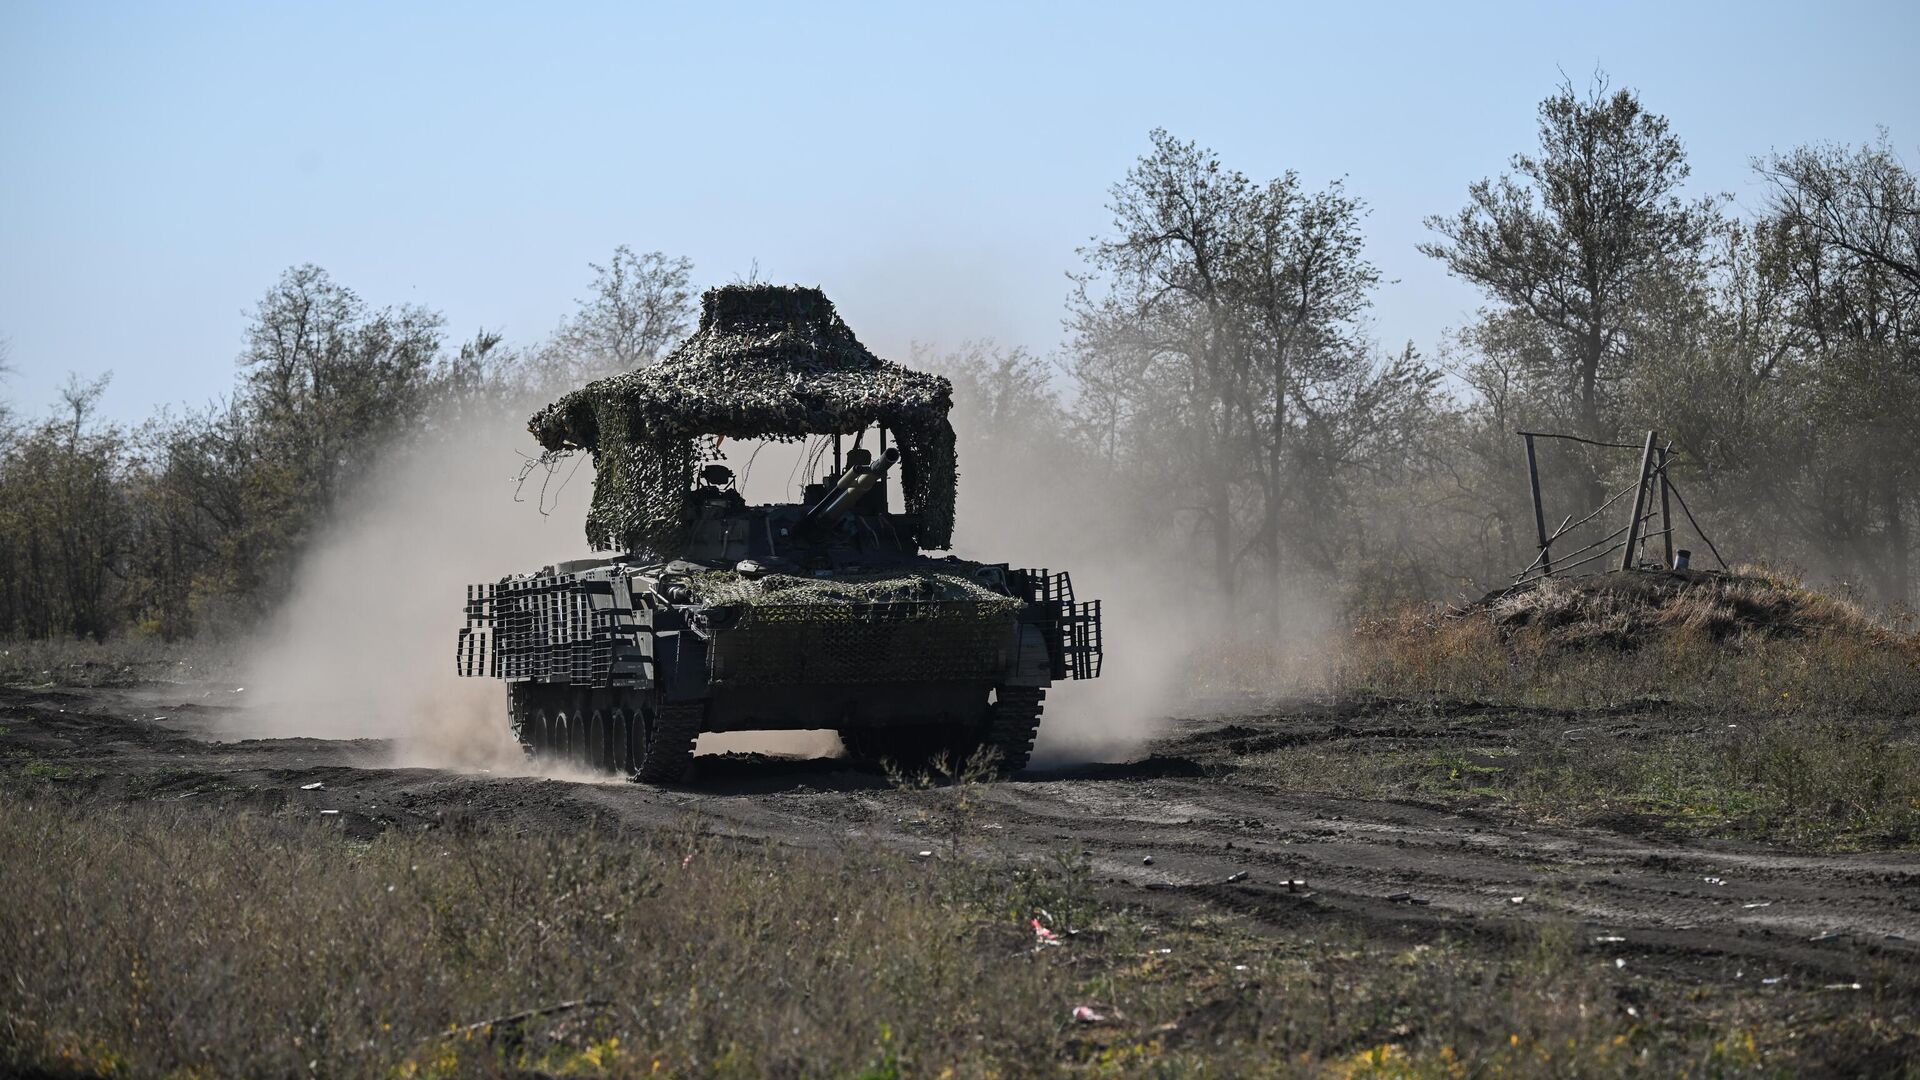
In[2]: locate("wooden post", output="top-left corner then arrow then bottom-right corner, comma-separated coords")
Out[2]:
1621,429 -> 1658,571
1656,446 -> 1675,570
1524,434 -> 1552,577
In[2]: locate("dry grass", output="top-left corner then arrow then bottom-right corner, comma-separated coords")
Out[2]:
1238,712 -> 1920,850
4,792 -> 1911,1078
0,792 -> 1074,1079
0,637 -> 232,689
1476,566 -> 1896,646
1180,569 -> 1920,850
1335,569 -> 1920,715
4,570 -> 1916,1074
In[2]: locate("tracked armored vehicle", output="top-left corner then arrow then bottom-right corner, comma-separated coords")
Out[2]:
456,285 -> 1101,782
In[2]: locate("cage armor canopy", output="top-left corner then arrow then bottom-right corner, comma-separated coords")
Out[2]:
464,283 -> 1102,784
528,284 -> 958,555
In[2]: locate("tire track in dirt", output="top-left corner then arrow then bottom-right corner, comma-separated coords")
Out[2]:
5,684 -> 1915,992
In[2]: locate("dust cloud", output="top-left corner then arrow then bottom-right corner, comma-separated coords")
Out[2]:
238,416 -> 857,771
238,402 -> 1285,775
942,457 -> 1193,767
941,421 -> 1333,767
236,402 -> 606,777
717,427 -> 1206,766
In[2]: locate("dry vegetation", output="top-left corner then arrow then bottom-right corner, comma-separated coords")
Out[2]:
0,639 -> 229,690
1194,569 -> 1920,851
3,573 -> 1916,1075
1340,568 -> 1920,715
3,790 -> 1914,1079
1234,711 -> 1920,852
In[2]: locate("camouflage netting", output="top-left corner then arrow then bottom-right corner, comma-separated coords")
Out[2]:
529,284 -> 958,554
684,568 -> 1023,625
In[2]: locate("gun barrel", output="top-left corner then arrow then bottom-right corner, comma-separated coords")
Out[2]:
803,446 -> 899,529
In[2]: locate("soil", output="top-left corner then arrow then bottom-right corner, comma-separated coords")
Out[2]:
5,682 -> 1917,996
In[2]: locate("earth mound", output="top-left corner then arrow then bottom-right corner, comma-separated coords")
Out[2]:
1344,567 -> 1919,712
1464,568 -> 1897,651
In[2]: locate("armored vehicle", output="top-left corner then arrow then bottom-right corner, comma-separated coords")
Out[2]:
456,285 -> 1101,782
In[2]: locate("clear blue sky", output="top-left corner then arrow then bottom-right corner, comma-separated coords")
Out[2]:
3,0 -> 1914,421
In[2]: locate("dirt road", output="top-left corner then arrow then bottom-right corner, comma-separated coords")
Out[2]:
6,683 -> 1916,994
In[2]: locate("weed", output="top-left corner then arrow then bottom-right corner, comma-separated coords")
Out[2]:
2,793 -> 1911,1076
0,636 -> 232,689
1241,714 -> 1920,849
884,745 -> 1002,858
20,759 -> 94,782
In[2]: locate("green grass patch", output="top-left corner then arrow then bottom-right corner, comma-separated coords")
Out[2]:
19,759 -> 98,782
1242,715 -> 1920,850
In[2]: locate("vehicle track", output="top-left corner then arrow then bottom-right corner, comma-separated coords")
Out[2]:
4,683 -> 1915,993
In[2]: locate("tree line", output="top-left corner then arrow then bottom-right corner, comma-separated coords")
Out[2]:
0,76 -> 1913,642
1045,77 -> 1917,620
0,250 -> 691,640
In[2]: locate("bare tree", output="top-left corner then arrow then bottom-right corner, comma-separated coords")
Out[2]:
1069,131 -> 1260,603
0,337 -> 14,432
1760,135 -> 1920,289
544,246 -> 694,386
1070,131 -> 1433,617
0,375 -> 130,639
1752,139 -> 1920,603
1233,175 -> 1380,615
1421,77 -> 1717,456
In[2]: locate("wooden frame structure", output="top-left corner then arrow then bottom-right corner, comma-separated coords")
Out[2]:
1515,429 -> 1727,583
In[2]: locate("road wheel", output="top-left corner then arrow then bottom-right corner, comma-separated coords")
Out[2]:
573,711 -> 593,767
588,708 -> 619,774
633,699 -> 701,784
508,684 -> 540,756
528,707 -> 552,756
984,687 -> 1044,774
837,727 -> 876,763
612,707 -> 638,775
549,710 -> 574,765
